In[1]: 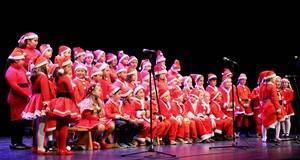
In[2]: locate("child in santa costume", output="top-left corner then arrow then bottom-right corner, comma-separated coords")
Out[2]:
280,78 -> 294,138
158,86 -> 179,145
191,74 -> 206,93
170,87 -> 197,144
18,32 -> 41,70
57,46 -> 72,77
106,53 -> 118,83
138,59 -> 151,84
167,59 -> 182,80
237,73 -> 253,136
127,56 -> 138,82
155,50 -> 166,69
98,63 -> 111,101
39,44 -> 53,65
182,76 -> 193,103
85,50 -> 95,77
113,64 -> 128,89
206,73 -> 218,96
73,64 -> 89,103
259,71 -> 285,143
154,63 -> 168,89
104,85 -> 138,148
183,89 -> 213,142
5,48 -> 31,150
93,49 -> 106,67
22,56 -> 52,154
209,91 -> 234,140
117,50 -> 129,67
46,56 -> 81,155
75,83 -> 114,149
72,47 -> 86,78
126,67 -> 138,90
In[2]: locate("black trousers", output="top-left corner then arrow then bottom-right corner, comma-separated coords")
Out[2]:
115,119 -> 141,143
10,120 -> 27,145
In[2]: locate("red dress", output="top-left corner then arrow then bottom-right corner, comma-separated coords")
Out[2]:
22,73 -> 51,119
5,64 -> 31,121
99,78 -> 111,101
281,88 -> 295,117
75,97 -> 109,129
47,75 -> 80,121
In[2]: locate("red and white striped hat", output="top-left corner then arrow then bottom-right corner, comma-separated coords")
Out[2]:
39,44 -> 52,55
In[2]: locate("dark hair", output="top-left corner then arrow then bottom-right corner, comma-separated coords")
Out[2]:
30,65 -> 48,84
18,39 -> 29,48
126,74 -> 134,82
53,67 -> 63,83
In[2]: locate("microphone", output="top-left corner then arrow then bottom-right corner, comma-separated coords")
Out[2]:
223,57 -> 238,65
285,75 -> 298,78
143,49 -> 156,53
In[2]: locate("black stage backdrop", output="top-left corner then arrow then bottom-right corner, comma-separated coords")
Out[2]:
1,29 -> 300,136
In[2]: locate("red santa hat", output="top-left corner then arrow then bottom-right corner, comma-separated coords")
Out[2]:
222,68 -> 233,81
8,48 -> 25,60
18,32 -> 38,44
238,73 -> 247,80
108,85 -> 121,96
90,67 -> 102,77
210,91 -> 221,101
264,70 -> 276,80
207,73 -> 217,81
171,87 -> 184,99
139,59 -> 152,70
85,50 -> 94,58
154,64 -> 167,76
156,50 -> 166,64
33,55 -> 48,68
106,53 -> 117,63
134,85 -> 144,95
127,67 -> 137,76
73,47 -> 85,59
221,77 -> 232,86
93,49 -> 105,61
190,74 -> 203,83
117,50 -> 129,62
48,64 -> 59,76
56,55 -> 72,67
159,86 -> 170,98
120,86 -> 133,97
39,44 -> 52,55
116,64 -> 127,74
171,59 -> 181,72
128,56 -> 138,64
281,78 -> 290,83
257,70 -> 269,84
59,45 -> 71,56
74,63 -> 88,72
189,88 -> 200,99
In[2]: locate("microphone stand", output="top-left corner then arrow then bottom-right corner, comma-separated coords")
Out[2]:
209,60 -> 249,150
121,50 -> 176,158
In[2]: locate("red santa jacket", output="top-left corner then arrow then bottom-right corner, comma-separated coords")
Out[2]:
32,73 -> 51,103
259,82 -> 281,110
219,86 -> 239,112
104,99 -> 123,119
99,78 -> 111,101
183,100 -> 201,118
198,101 -> 211,117
56,75 -> 76,102
237,84 -> 251,107
209,101 -> 227,119
206,85 -> 218,96
5,64 -> 31,121
158,99 -> 173,119
281,88 -> 294,106
122,99 -> 136,119
73,78 -> 90,103
109,67 -> 118,83
170,100 -> 185,117
250,86 -> 260,109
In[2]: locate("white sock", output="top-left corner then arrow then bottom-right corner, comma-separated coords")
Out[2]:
275,123 -> 281,140
286,117 -> 291,136
48,133 -> 53,141
36,118 -> 46,151
262,126 -> 267,141
281,122 -> 286,134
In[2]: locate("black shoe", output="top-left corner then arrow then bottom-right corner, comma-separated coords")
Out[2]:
10,144 -> 27,150
46,141 -> 57,151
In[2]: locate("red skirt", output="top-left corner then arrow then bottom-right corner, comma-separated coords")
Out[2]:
285,104 -> 295,117
261,101 -> 278,128
22,94 -> 45,120
47,97 -> 81,122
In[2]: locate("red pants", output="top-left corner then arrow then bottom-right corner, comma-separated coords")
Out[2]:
164,118 -> 178,141
194,118 -> 212,140
254,109 -> 262,135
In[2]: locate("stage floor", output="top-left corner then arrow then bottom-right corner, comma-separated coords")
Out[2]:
1,137 -> 300,160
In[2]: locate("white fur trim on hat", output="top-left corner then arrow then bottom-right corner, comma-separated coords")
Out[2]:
134,85 -> 144,95
75,52 -> 85,58
91,70 -> 103,77
99,63 -> 109,71
41,46 -> 53,55
128,57 -> 138,64
75,65 -> 87,71
116,68 -> 127,74
127,69 -> 137,75
208,75 -> 217,81
62,59 -> 72,67
156,57 -> 166,63
264,74 -> 276,80
60,48 -> 71,56
155,69 -> 167,76
106,55 -> 117,62
8,55 -> 25,60
34,60 -> 48,68
119,54 -> 129,63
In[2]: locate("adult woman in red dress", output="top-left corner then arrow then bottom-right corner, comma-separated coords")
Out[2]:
47,56 -> 80,155
22,56 -> 51,154
5,48 -> 31,149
